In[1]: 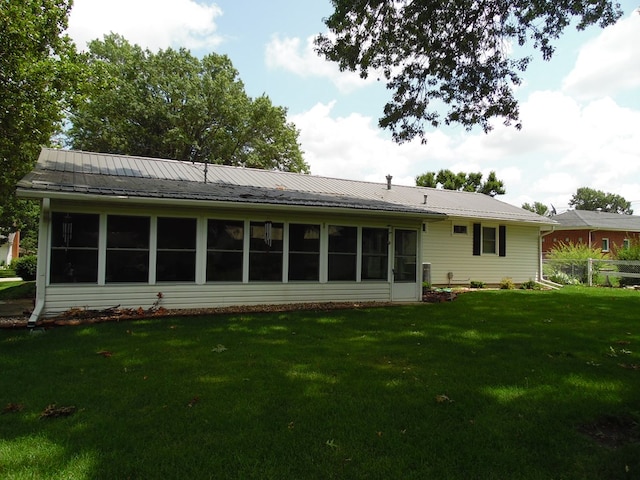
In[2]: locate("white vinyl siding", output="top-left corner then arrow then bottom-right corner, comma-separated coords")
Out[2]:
423,219 -> 540,285
40,282 -> 392,316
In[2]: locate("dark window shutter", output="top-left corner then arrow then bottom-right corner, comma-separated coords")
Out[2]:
499,225 -> 506,257
472,223 -> 481,256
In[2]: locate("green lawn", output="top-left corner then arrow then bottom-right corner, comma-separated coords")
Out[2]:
1,287 -> 639,479
0,281 -> 35,301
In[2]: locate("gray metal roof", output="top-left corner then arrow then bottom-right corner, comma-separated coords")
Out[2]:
552,210 -> 640,231
17,148 -> 555,224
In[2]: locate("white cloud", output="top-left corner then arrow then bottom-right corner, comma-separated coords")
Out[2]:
68,0 -> 224,51
563,11 -> 640,98
265,34 -> 375,93
291,89 -> 640,212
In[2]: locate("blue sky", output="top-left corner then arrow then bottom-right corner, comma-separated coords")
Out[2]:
67,0 -> 640,212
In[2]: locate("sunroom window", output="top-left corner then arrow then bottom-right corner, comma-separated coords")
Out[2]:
207,219 -> 244,282
328,225 -> 357,281
288,223 -> 320,281
361,227 -> 389,280
106,215 -> 150,283
249,221 -> 283,281
50,212 -> 99,283
156,217 -> 196,282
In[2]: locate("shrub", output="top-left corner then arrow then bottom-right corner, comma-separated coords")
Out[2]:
548,271 -> 581,285
545,241 -> 607,284
499,277 -> 515,290
470,280 -> 485,289
520,279 -> 540,290
614,239 -> 640,287
14,255 -> 37,281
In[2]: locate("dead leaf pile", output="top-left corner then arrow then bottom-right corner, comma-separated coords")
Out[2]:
40,404 -> 77,419
435,394 -> 454,403
2,403 -> 24,414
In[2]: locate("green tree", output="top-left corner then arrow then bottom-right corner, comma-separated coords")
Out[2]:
0,0 -> 80,236
415,172 -> 436,188
415,169 -> 505,196
569,187 -> 632,214
316,1 -> 622,143
68,34 -> 308,173
522,201 -> 550,216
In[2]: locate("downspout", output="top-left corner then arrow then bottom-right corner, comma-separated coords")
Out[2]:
539,227 -> 556,281
28,198 -> 50,328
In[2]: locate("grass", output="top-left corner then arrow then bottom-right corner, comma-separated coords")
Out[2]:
1,287 -> 639,479
0,269 -> 17,278
0,281 -> 35,301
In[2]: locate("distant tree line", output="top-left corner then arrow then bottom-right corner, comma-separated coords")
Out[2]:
523,187 -> 633,216
415,169 -> 505,196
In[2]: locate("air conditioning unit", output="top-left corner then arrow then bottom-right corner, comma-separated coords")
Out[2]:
422,263 -> 431,284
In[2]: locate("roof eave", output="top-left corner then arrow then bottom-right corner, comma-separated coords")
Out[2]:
17,187 -> 445,220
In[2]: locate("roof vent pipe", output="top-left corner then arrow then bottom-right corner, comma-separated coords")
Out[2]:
386,174 -> 392,190
423,194 -> 428,205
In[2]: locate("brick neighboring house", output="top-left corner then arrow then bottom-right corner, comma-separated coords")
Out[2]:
542,210 -> 640,256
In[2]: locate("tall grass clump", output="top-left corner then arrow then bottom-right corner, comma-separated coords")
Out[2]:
614,239 -> 640,286
544,242 -> 607,284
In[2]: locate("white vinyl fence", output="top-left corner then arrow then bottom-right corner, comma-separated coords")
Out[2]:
542,259 -> 640,286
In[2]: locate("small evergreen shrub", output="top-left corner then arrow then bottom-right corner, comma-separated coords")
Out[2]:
499,277 -> 516,289
14,255 -> 37,281
470,280 -> 485,289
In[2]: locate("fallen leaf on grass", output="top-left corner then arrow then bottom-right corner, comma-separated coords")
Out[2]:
2,403 -> 24,414
40,404 -> 76,419
435,394 -> 453,403
212,344 -> 227,353
187,396 -> 200,407
96,350 -> 113,358
618,363 -> 640,370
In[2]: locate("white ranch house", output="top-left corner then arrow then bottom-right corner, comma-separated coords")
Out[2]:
18,148 -> 555,325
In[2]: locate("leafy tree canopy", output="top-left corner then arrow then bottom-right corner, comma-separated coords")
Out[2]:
316,0 -> 622,143
0,0 -> 81,236
522,201 -> 550,216
569,187 -> 633,215
415,169 -> 505,196
68,34 -> 308,173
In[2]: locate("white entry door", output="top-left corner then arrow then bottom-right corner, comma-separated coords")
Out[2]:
392,229 -> 419,301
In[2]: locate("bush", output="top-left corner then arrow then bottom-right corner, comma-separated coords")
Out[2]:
14,255 -> 37,281
545,242 -> 607,284
548,271 -> 581,285
614,240 -> 640,287
499,277 -> 515,290
520,279 -> 541,290
470,280 -> 485,289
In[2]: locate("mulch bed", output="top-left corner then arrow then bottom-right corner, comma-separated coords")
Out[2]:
0,301 -> 401,329
422,290 -> 457,302
0,291 -> 464,329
